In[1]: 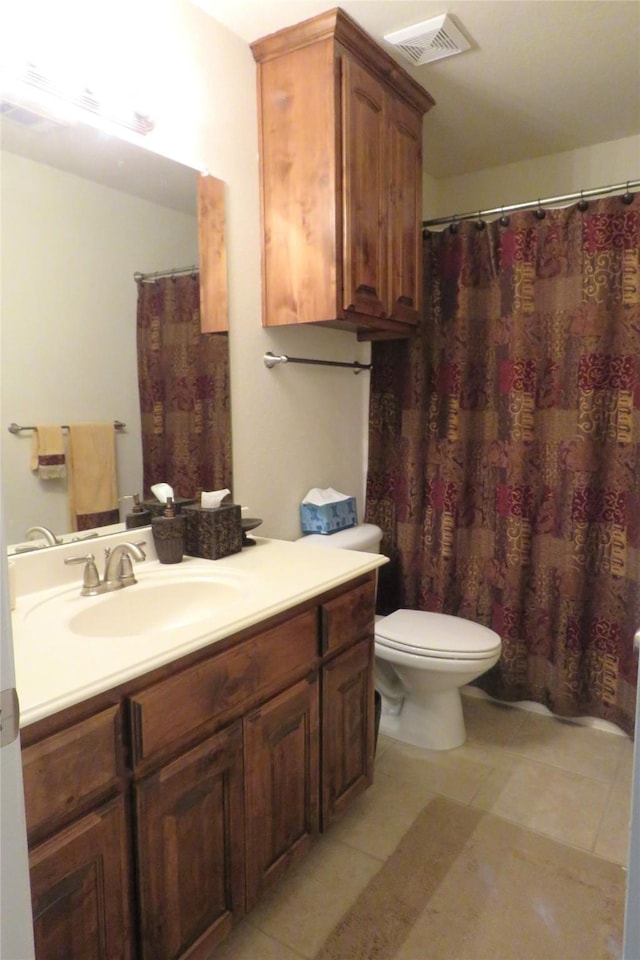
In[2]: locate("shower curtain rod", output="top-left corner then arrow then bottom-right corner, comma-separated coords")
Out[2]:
134,265 -> 199,283
422,179 -> 640,228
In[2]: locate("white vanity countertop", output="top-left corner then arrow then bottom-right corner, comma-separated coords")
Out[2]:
12,536 -> 387,728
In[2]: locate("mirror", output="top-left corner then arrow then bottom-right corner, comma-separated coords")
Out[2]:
0,115 -> 231,547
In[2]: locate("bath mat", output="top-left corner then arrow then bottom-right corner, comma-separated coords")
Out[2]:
313,796 -> 625,960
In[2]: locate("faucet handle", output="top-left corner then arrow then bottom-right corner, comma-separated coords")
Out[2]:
64,553 -> 102,596
118,553 -> 137,587
117,543 -> 146,585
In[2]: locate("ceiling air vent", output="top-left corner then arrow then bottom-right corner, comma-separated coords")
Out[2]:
0,99 -> 67,133
384,13 -> 471,66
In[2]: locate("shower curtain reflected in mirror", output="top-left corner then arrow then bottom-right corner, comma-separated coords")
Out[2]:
136,273 -> 232,501
366,194 -> 640,735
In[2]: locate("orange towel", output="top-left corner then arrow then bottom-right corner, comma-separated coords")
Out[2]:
30,425 -> 66,479
67,423 -> 119,531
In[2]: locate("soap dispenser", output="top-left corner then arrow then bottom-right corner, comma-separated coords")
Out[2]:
151,496 -> 185,564
125,494 -> 152,529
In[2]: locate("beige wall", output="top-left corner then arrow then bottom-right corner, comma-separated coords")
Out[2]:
127,0 -> 371,542
4,0 -> 637,545
139,1 -> 371,541
424,134 -> 640,220
1,0 -> 371,544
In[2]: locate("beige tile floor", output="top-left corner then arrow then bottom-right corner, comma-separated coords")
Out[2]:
213,694 -> 633,960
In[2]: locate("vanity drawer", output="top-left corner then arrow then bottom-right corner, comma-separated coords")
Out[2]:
22,705 -> 122,843
321,578 -> 375,656
129,608 -> 319,769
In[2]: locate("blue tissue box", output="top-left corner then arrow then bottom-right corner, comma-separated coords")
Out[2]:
300,497 -> 357,535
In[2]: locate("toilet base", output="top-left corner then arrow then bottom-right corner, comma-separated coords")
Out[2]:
378,688 -> 466,751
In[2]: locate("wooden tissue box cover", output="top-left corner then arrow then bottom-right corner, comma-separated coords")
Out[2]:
183,504 -> 242,560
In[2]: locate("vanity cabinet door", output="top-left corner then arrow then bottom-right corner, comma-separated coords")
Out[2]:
321,577 -> 376,656
322,636 -> 375,828
23,705 -> 122,845
244,673 -> 320,909
134,721 -> 245,960
29,795 -> 133,960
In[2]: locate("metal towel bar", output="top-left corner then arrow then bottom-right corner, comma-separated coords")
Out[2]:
263,352 -> 371,373
8,421 -> 126,434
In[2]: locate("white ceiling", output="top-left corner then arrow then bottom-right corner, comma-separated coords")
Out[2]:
194,0 -> 640,179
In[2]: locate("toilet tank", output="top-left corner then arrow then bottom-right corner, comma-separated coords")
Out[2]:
297,523 -> 383,553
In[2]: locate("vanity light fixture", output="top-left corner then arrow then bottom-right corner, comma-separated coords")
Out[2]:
0,60 -> 153,135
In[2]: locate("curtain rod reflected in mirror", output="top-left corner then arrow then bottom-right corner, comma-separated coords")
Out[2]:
134,266 -> 199,283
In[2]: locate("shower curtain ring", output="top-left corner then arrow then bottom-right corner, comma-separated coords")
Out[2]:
622,182 -> 634,205
578,191 -> 589,212
499,207 -> 510,227
475,212 -> 485,231
535,200 -> 546,220
449,216 -> 459,234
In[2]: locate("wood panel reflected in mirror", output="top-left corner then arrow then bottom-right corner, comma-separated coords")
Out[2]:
0,116 -> 231,546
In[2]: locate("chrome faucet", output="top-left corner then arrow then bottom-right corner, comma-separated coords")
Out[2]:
103,542 -> 146,590
25,525 -> 61,547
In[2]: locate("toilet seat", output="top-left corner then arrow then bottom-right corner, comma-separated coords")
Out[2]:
375,609 -> 501,661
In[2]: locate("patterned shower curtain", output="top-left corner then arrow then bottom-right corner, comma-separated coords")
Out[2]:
136,273 -> 232,500
366,195 -> 640,735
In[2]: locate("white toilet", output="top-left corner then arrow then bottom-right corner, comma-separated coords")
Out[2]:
298,523 -> 502,750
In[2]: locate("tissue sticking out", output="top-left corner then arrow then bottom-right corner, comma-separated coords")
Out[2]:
150,482 -> 174,504
201,488 -> 231,509
302,487 -> 352,506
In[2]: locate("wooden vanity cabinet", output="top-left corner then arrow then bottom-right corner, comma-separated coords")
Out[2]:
29,797 -> 132,960
321,579 -> 376,826
129,607 -> 320,959
134,722 -> 245,960
251,8 -> 434,341
22,705 -> 134,960
244,673 -> 320,909
21,574 -> 377,960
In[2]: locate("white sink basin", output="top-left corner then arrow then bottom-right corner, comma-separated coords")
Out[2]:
23,566 -> 247,639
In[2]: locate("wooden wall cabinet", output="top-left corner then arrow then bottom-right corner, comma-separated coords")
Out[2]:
251,8 -> 434,341
22,574 -> 376,960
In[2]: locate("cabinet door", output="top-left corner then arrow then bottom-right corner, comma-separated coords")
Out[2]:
135,722 -> 245,960
23,705 -> 122,846
244,674 -> 320,909
197,173 -> 228,333
386,93 -> 424,327
322,637 -> 375,828
30,796 -> 133,960
341,55 -> 388,320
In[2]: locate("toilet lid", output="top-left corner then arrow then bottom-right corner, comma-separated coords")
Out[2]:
375,609 -> 502,660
